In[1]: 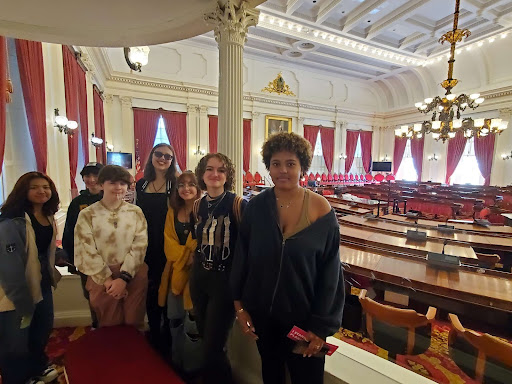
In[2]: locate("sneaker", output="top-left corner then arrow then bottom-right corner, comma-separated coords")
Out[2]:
25,378 -> 44,384
36,366 -> 58,383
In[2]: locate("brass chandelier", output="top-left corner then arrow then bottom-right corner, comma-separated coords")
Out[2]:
399,0 -> 508,143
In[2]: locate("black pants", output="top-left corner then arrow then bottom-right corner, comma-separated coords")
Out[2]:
79,272 -> 98,328
251,313 -> 325,384
189,263 -> 235,384
146,275 -> 170,354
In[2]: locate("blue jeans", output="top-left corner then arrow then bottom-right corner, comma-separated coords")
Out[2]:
0,289 -> 54,384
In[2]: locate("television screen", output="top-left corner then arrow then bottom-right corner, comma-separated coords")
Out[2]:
372,161 -> 392,172
107,152 -> 133,169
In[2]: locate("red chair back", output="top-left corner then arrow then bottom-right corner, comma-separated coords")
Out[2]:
350,174 -> 354,181
365,174 -> 373,182
345,174 -> 350,181
374,173 -> 384,182
386,174 -> 395,181
254,172 -> 262,184
246,171 -> 254,183
328,173 -> 333,182
333,173 -> 339,181
355,174 -> 359,181
321,173 -> 327,182
309,173 -> 315,181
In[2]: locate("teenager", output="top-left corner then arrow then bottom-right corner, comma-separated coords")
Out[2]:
62,162 -> 104,328
0,172 -> 61,384
159,171 -> 202,372
231,133 -> 345,384
74,165 -> 148,327
190,153 -> 246,384
135,144 -> 178,353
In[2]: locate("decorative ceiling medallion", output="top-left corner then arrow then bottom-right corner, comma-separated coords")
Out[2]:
262,72 -> 296,96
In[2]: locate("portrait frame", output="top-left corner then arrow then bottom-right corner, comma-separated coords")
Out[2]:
265,115 -> 293,138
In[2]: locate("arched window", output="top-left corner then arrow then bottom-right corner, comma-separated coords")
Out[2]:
450,137 -> 484,185
395,139 -> 418,181
348,135 -> 364,175
153,116 -> 170,146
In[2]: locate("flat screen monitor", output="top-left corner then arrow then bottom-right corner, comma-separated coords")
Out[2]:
372,161 -> 392,172
107,152 -> 133,169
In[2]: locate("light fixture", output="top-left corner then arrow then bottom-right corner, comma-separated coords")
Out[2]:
106,142 -> 114,152
339,153 -> 347,159
411,0 -> 506,142
123,46 -> 150,72
382,154 -> 389,161
54,108 -> 78,136
428,154 -> 439,161
502,152 -> 512,160
193,145 -> 206,156
90,133 -> 103,148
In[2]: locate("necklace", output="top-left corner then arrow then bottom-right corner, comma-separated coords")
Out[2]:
276,188 -> 302,209
207,192 -> 227,218
100,200 -> 123,228
151,180 -> 166,193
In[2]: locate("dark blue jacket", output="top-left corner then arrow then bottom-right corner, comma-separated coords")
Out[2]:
231,188 -> 345,339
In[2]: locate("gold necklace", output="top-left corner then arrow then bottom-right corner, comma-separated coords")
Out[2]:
276,188 -> 302,209
100,200 -> 123,228
152,180 -> 166,193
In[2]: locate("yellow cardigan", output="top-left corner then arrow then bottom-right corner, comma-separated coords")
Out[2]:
158,207 -> 197,310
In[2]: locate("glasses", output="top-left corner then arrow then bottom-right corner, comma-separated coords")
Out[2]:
178,182 -> 197,189
154,151 -> 173,161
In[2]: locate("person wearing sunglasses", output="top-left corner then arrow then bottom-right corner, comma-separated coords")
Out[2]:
135,143 -> 178,355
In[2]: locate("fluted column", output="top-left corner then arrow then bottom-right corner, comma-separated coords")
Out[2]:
85,72 -> 96,161
187,104 -> 199,171
334,120 -> 343,173
120,96 -> 134,162
251,111 -> 262,174
205,0 -> 259,195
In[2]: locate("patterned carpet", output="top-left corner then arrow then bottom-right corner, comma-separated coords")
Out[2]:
333,321 -> 479,384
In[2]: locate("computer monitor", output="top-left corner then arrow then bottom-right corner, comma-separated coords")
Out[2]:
372,161 -> 392,172
106,152 -> 133,169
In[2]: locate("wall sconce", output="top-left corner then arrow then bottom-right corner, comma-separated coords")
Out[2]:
124,46 -> 150,72
502,151 -> 512,160
54,108 -> 78,136
106,142 -> 114,152
338,153 -> 347,159
428,154 -> 439,161
381,154 -> 389,161
193,145 -> 206,156
90,133 -> 103,148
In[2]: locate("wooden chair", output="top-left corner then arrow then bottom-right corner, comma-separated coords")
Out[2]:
448,314 -> 512,383
475,252 -> 501,270
358,289 -> 436,358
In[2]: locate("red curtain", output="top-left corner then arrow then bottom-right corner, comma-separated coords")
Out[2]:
133,108 -> 161,172
359,131 -> 373,173
62,46 -> 80,190
162,111 -> 187,170
474,133 -> 495,186
0,37 -> 6,174
77,65 -> 89,164
209,115 -> 218,153
93,87 -> 106,164
320,127 -> 334,173
393,137 -> 407,175
15,39 -> 47,173
243,119 -> 251,172
445,130 -> 468,184
410,137 -> 425,182
303,125 -> 320,151
345,130 -> 359,173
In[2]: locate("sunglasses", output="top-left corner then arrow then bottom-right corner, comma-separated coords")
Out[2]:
154,151 -> 173,161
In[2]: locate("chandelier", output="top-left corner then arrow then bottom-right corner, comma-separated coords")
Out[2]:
404,0 -> 508,142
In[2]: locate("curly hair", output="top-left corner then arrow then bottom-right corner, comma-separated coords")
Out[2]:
1,172 -> 60,217
261,132 -> 313,173
195,153 -> 236,192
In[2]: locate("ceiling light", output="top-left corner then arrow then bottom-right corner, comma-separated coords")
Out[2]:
124,46 -> 150,72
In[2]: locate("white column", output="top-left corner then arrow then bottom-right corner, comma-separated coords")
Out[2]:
333,120 -> 343,173
340,120 -> 348,173
206,0 -> 259,195
103,94 -> 114,153
120,96 -> 134,165
199,105 -> 209,158
86,72 -> 96,162
250,111 -> 262,174
297,117 -> 305,138
187,104 -> 199,172
492,108 -> 512,186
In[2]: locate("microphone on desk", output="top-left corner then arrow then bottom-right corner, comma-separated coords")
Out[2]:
442,239 -> 448,255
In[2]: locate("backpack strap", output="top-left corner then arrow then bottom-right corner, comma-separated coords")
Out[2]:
232,195 -> 243,226
192,198 -> 202,223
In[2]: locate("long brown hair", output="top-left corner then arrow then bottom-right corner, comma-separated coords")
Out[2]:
143,143 -> 178,187
170,171 -> 202,212
0,172 -> 60,217
195,153 -> 235,192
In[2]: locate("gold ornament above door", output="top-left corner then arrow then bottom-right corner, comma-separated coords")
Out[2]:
262,72 -> 296,96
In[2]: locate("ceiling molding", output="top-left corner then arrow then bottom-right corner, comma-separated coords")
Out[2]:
342,0 -> 388,32
366,0 -> 425,40
316,0 -> 343,24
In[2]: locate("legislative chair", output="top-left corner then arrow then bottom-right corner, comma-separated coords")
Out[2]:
254,171 -> 264,186
448,314 -> 512,383
344,174 -> 350,183
374,173 -> 385,183
333,173 -> 339,185
358,289 -> 436,360
321,173 -> 328,184
65,326 -> 184,384
385,174 -> 395,182
245,171 -> 255,187
328,173 -> 333,185
365,174 -> 373,183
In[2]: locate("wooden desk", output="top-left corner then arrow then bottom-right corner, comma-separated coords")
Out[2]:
503,213 -> 512,227
340,244 -> 512,312
340,215 -> 512,252
339,223 -> 478,261
328,201 -> 372,216
381,214 -> 512,236
327,196 -> 387,215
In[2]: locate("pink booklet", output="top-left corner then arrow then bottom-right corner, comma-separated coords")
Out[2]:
287,326 -> 338,356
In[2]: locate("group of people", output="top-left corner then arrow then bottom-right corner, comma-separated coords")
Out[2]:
0,132 -> 345,384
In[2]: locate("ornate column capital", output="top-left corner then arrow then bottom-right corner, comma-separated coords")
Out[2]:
199,105 -> 209,116
298,117 -> 305,124
205,0 -> 259,46
120,96 -> 132,108
104,94 -> 114,104
335,120 -> 344,129
251,111 -> 261,120
499,108 -> 512,119
187,104 -> 199,114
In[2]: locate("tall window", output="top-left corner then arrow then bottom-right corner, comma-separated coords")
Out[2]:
450,137 -> 484,185
395,139 -> 418,181
153,116 -> 170,146
309,131 -> 327,174
348,136 -> 364,175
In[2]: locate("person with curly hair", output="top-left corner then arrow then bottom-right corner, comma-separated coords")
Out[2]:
0,172 -> 61,384
231,132 -> 345,384
190,153 -> 246,384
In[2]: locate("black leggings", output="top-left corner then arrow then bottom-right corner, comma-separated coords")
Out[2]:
189,264 -> 235,384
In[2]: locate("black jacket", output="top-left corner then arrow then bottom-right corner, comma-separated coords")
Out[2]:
231,188 -> 344,339
62,189 -> 102,269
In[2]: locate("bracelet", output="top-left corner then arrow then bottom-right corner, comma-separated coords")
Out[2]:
236,307 -> 245,314
119,271 -> 133,284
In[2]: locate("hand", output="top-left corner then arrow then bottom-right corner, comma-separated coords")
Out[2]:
107,278 -> 127,299
236,310 -> 258,341
302,331 -> 325,358
20,315 -> 32,329
103,277 -> 113,290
